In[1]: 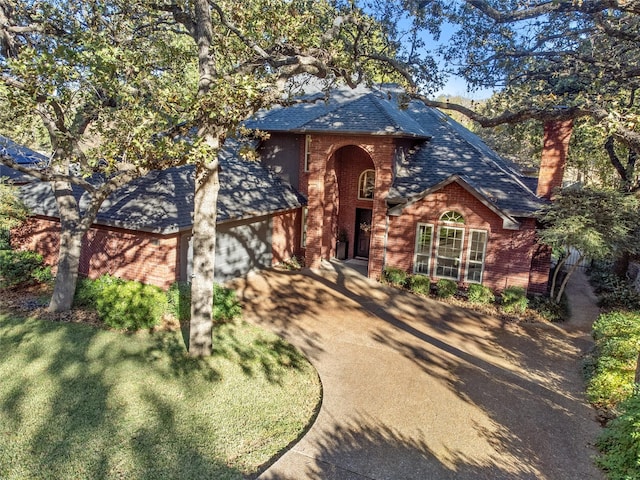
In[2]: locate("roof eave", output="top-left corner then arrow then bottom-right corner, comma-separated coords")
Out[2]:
387,175 -> 522,230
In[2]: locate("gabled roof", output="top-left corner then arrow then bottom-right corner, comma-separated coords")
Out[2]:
389,102 -> 544,217
0,135 -> 49,183
246,87 -> 430,138
18,147 -> 306,234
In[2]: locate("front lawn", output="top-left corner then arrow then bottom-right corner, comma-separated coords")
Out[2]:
0,313 -> 320,479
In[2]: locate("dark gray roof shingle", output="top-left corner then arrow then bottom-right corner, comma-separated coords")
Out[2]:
390,103 -> 544,217
247,88 -> 429,138
18,147 -> 306,234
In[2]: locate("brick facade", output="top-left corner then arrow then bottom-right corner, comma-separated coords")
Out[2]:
12,216 -> 180,289
298,134 -> 550,294
537,120 -> 574,199
384,182 -> 548,293
301,134 -> 397,277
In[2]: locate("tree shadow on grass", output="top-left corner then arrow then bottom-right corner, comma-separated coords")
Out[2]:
0,311 -> 314,480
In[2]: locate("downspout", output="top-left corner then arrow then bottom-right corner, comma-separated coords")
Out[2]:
382,213 -> 390,272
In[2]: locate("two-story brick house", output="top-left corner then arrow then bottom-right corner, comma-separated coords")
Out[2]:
11,86 -> 571,293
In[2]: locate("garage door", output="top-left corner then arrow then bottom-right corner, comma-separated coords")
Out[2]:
215,216 -> 272,282
180,215 -> 273,283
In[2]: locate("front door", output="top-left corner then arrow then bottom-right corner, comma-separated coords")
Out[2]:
355,208 -> 372,258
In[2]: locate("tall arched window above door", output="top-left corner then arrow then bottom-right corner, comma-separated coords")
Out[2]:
358,169 -> 375,200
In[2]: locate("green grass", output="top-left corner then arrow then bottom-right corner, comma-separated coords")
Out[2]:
0,313 -> 320,479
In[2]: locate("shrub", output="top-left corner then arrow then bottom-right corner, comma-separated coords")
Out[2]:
435,279 -> 457,298
167,281 -> 191,322
166,282 -> 242,323
501,286 -> 528,314
0,229 -> 10,250
382,266 -> 408,287
0,249 -> 50,288
408,275 -> 430,295
528,295 -> 570,322
74,275 -> 166,331
213,284 -> 242,322
596,393 -> 640,479
587,311 -> 640,409
467,284 -> 495,304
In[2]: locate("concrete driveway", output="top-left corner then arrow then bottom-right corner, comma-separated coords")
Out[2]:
232,262 -> 604,480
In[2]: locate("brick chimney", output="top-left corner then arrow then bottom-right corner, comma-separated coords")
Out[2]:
536,119 -> 574,199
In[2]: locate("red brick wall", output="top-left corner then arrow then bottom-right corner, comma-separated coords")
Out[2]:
301,134 -> 396,276
11,216 -> 60,268
385,182 -> 548,293
272,208 -> 303,264
537,120 -> 574,199
11,216 -> 180,289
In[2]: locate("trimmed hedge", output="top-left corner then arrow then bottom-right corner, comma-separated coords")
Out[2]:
467,284 -> 495,304
596,393 -> 640,480
0,249 -> 52,288
382,266 -> 408,287
587,311 -> 640,409
75,275 -> 166,331
435,279 -> 457,298
166,282 -> 242,323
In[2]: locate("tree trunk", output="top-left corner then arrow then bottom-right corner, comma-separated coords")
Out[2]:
48,180 -> 85,313
188,159 -> 219,357
555,255 -> 584,304
48,224 -> 83,312
550,252 -> 568,301
635,351 -> 640,385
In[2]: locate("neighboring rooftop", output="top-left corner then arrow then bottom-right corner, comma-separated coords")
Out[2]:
0,135 -> 49,183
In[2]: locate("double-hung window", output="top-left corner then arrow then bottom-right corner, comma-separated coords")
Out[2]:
435,225 -> 465,280
466,230 -> 487,283
413,223 -> 433,275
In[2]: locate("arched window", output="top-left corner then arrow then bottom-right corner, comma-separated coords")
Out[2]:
358,169 -> 375,200
440,211 -> 464,223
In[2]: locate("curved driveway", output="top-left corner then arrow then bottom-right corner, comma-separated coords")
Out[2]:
234,263 -> 604,480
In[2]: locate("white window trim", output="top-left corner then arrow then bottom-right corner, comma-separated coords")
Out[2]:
304,135 -> 311,172
465,229 -> 488,284
434,225 -> 465,281
301,206 -> 308,248
358,169 -> 375,200
413,223 -> 434,275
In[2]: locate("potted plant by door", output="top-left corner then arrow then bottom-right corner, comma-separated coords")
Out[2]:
336,229 -> 348,260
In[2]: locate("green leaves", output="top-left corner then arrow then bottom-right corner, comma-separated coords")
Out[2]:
537,187 -> 640,261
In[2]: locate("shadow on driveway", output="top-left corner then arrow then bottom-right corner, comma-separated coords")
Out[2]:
233,264 -> 603,480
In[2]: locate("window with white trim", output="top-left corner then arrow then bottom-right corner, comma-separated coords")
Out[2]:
435,225 -> 465,280
466,230 -> 487,283
413,223 -> 433,275
304,135 -> 311,172
358,169 -> 375,200
301,207 -> 308,248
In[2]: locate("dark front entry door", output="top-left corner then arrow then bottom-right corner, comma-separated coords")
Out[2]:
355,208 -> 372,258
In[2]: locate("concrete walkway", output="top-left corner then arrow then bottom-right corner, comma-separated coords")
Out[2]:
234,264 -> 603,480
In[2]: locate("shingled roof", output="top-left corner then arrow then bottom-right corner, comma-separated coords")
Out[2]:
18,148 -> 306,234
249,86 -> 543,219
390,102 -> 544,217
246,87 -> 430,138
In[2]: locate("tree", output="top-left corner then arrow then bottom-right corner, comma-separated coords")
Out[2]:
145,0 -> 440,356
0,1 -> 195,312
388,0 -> 640,164
536,188 -> 640,303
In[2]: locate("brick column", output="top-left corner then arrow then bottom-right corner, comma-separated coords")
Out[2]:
537,119 -> 574,199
